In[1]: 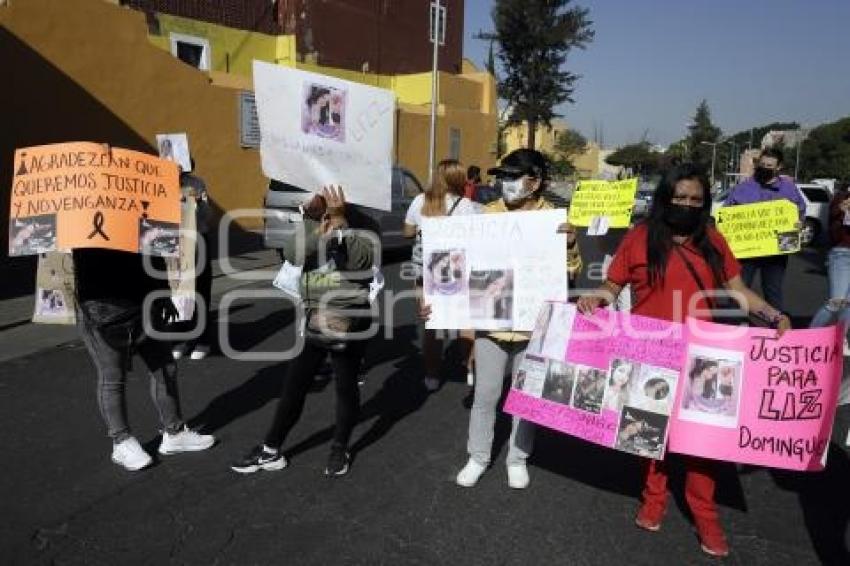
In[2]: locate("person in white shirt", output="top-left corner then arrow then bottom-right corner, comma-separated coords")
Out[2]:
404,159 -> 478,391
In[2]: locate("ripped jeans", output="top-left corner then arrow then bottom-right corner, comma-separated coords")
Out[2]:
810,247 -> 850,335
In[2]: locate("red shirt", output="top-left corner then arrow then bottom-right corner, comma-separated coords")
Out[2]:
463,180 -> 477,200
606,224 -> 741,322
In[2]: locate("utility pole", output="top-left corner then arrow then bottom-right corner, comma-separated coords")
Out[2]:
427,1 -> 444,188
794,125 -> 806,181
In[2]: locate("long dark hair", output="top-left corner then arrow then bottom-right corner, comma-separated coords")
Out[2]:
645,163 -> 725,287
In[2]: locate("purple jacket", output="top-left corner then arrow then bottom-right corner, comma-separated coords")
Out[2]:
724,175 -> 806,220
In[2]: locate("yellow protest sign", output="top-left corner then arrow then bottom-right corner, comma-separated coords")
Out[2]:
568,178 -> 638,228
715,200 -> 800,259
8,142 -> 180,257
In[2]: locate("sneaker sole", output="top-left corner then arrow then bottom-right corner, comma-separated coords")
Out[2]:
635,517 -> 662,532
112,456 -> 153,471
700,543 -> 729,558
231,459 -> 288,474
159,440 -> 216,455
324,463 -> 350,477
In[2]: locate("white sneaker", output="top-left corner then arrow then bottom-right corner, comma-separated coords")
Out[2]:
423,377 -> 441,392
159,426 -> 215,455
111,437 -> 153,471
455,458 -> 487,487
189,345 -> 210,360
507,463 -> 530,489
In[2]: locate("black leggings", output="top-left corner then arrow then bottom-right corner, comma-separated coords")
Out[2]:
264,339 -> 366,451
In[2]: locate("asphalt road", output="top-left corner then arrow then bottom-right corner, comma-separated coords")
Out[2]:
2,248 -> 849,565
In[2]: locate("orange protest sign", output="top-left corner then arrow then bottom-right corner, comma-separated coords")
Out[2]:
8,142 -> 180,257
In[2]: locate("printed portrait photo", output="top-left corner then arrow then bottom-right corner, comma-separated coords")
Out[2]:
468,268 -> 514,325
601,358 -> 637,413
302,82 -> 346,142
34,288 -> 68,318
139,219 -> 180,258
9,214 -> 57,256
777,230 -> 800,253
627,364 -> 678,416
511,354 -> 548,398
541,360 -> 576,406
156,133 -> 192,172
424,249 -> 467,296
571,365 -> 607,414
679,345 -> 744,428
615,406 -> 669,459
526,302 -> 575,361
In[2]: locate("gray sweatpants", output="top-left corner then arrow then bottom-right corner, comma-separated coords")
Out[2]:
77,313 -> 183,443
467,336 -> 535,466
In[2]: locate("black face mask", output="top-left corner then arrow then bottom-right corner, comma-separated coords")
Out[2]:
753,166 -> 777,186
663,204 -> 702,235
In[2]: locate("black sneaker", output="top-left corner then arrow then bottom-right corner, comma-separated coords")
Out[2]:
324,447 -> 351,477
230,445 -> 288,474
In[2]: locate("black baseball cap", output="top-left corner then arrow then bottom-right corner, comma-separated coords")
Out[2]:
487,148 -> 548,179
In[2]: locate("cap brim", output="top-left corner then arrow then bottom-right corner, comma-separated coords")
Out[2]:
487,165 -> 526,177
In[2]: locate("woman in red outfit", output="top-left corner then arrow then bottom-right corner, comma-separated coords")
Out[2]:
577,163 -> 791,558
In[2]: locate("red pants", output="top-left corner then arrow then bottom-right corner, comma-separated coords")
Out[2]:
642,456 -> 720,526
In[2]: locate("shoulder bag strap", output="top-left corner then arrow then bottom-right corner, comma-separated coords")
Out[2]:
672,244 -> 718,312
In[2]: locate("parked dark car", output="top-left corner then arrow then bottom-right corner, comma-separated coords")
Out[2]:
263,166 -> 423,261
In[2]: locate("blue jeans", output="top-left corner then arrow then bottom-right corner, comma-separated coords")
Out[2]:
741,255 -> 788,311
810,247 -> 850,332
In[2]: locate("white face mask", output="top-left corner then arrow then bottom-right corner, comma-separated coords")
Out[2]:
501,178 -> 529,204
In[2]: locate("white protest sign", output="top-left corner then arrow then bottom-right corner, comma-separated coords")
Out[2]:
156,133 -> 192,173
421,209 -> 567,331
253,61 -> 395,211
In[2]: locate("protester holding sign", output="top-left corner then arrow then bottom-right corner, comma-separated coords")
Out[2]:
421,149 -> 581,490
170,164 -> 215,361
810,183 -> 850,340
232,186 -> 378,478
723,148 -> 806,310
74,248 -> 215,471
578,163 -> 790,557
404,159 -> 478,391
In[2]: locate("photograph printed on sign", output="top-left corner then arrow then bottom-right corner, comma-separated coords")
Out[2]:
541,360 -> 577,405
777,230 -> 800,253
34,287 -> 69,318
302,82 -> 346,142
602,358 -> 637,413
571,365 -> 607,414
9,214 -> 57,256
526,302 -> 575,361
615,406 -> 669,459
156,133 -> 192,173
139,218 -> 180,257
468,268 -> 513,327
512,354 -> 548,398
424,249 -> 467,296
679,345 -> 744,428
628,364 -> 678,415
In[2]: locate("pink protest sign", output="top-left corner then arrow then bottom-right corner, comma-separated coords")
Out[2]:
668,319 -> 843,471
506,303 -> 685,460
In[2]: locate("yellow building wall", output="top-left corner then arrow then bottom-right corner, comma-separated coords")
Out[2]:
0,0 -> 497,240
2,0 -> 268,230
149,13 -> 295,76
140,13 -> 499,183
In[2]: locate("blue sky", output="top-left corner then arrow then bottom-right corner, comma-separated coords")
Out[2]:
463,0 -> 850,147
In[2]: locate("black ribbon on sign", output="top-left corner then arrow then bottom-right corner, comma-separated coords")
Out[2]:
87,211 -> 110,241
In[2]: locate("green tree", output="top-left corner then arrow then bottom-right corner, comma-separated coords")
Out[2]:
486,0 -> 594,149
798,117 -> 850,181
686,100 -> 722,170
605,142 -> 661,175
554,128 -> 588,159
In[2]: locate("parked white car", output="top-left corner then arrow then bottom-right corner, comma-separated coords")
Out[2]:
711,182 -> 830,247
